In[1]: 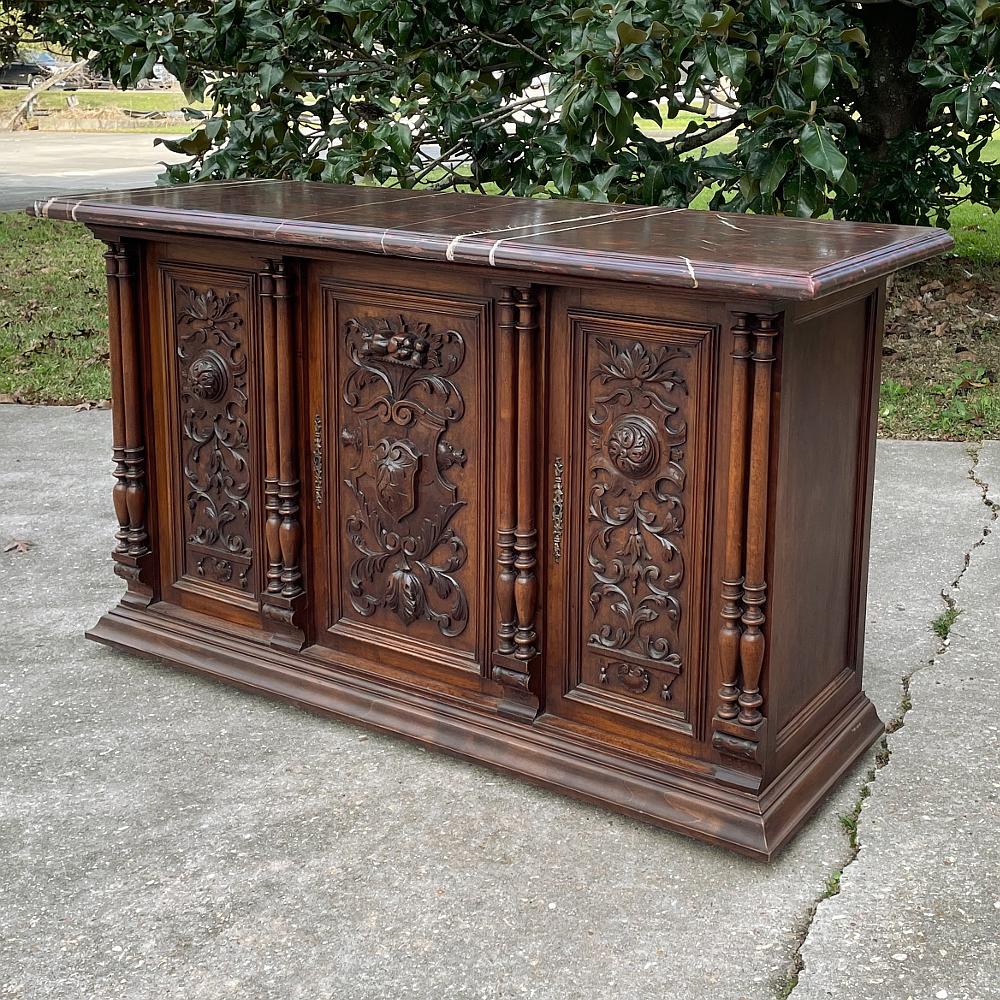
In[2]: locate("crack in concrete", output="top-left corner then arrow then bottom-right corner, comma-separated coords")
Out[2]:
967,443 -> 1000,528
780,447 -> 998,1000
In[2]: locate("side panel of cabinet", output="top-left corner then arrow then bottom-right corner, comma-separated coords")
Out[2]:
307,261 -> 495,695
146,242 -> 265,627
768,287 -> 883,771
545,288 -> 719,757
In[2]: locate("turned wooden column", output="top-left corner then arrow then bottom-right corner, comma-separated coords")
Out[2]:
260,263 -> 284,596
738,313 -> 780,727
491,285 -> 541,721
104,244 -> 129,555
712,311 -> 780,763
715,313 -> 751,722
104,240 -> 153,606
513,288 -> 540,663
494,288 -> 518,660
260,259 -> 306,649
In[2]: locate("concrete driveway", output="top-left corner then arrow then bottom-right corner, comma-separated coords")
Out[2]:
0,131 -> 185,211
1,405 -> 997,1000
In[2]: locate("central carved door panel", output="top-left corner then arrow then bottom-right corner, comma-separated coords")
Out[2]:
309,262 -> 495,695
544,290 -> 718,758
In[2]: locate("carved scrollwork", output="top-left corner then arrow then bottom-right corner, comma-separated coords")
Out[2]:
313,413 -> 324,509
342,313 -> 469,637
586,336 -> 690,665
175,282 -> 253,592
552,457 -> 565,562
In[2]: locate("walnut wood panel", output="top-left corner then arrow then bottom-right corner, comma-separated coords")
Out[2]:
311,270 -> 493,692
150,254 -> 264,626
768,290 -> 882,768
545,300 -> 716,754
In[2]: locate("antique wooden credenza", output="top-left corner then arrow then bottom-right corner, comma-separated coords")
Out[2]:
31,181 -> 951,858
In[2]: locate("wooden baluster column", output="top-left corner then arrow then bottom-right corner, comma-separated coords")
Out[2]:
260,259 -> 306,649
712,311 -> 780,764
495,288 -> 518,659
491,286 -> 541,721
513,287 -> 540,665
715,314 -> 751,722
260,263 -> 284,595
105,240 -> 153,606
104,244 -> 129,555
738,313 -> 779,728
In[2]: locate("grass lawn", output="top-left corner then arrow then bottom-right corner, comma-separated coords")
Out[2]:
0,88 -> 195,114
0,213 -> 108,404
1,197 -> 998,439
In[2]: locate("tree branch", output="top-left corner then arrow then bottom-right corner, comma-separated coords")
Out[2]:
663,115 -> 741,154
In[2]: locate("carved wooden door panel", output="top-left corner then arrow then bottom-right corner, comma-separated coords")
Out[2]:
149,251 -> 265,628
544,293 -> 717,755
309,263 -> 494,694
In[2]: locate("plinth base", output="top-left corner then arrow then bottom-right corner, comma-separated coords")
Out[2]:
88,601 -> 884,861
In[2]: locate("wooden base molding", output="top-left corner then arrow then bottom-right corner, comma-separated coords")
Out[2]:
88,600 -> 883,861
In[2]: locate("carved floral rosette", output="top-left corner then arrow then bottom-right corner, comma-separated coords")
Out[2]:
341,313 -> 470,637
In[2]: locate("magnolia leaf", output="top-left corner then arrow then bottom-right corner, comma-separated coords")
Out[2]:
801,52 -> 833,99
839,27 -> 868,51
955,86 -> 981,129
597,88 -> 622,116
259,61 -> 284,94
799,122 -> 847,183
616,21 -> 648,45
760,142 -> 795,196
716,44 -> 747,87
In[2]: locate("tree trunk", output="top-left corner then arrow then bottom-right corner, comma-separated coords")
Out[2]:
853,2 -> 931,160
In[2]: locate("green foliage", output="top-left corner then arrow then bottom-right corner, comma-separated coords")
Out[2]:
3,0 -> 1000,224
931,604 -> 961,639
822,869 -> 842,897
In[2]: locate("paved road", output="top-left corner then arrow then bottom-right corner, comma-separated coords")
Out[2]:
0,131 -> 184,211
1,405 -> 997,999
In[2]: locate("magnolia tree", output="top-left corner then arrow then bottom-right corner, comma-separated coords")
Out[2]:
3,0 -> 999,225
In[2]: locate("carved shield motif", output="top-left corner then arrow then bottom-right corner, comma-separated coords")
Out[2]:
373,438 -> 421,521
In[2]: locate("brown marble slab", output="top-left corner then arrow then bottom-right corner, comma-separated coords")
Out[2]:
29,179 -> 953,299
